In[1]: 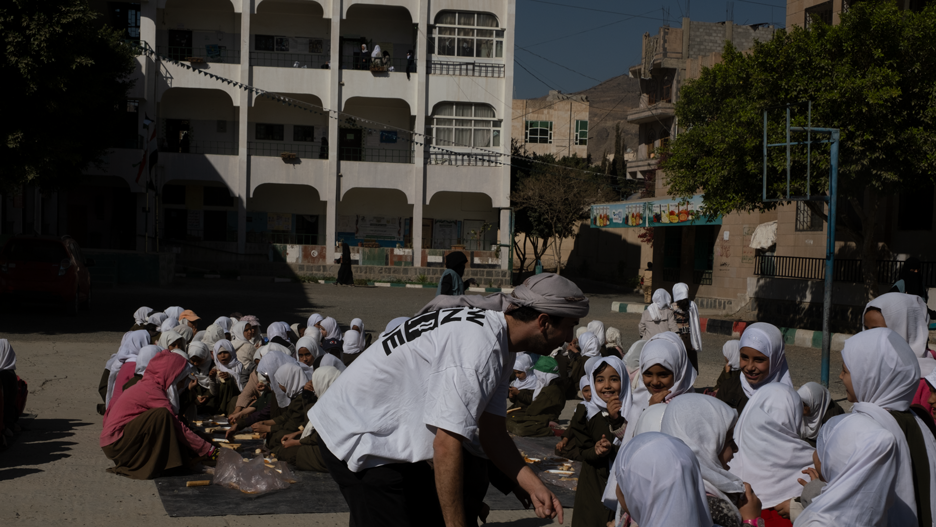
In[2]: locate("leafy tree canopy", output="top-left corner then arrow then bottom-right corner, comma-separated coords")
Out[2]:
1,0 -> 137,192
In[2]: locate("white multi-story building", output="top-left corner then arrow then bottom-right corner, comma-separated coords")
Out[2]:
76,0 -> 514,270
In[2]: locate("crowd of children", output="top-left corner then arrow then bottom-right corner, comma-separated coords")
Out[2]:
0,273 -> 927,526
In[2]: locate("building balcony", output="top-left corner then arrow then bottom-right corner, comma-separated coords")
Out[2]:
339,147 -> 413,164
157,45 -> 241,64
428,60 -> 504,78
159,141 -> 239,156
249,141 -> 327,159
339,55 -> 413,74
627,156 -> 660,173
251,51 -> 328,69
627,102 -> 676,124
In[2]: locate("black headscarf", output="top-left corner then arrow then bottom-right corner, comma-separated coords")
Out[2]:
445,251 -> 468,277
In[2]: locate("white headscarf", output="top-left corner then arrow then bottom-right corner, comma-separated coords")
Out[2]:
863,292 -> 934,376
647,289 -> 672,323
797,382 -> 831,441
159,318 -> 177,332
147,312 -> 167,327
296,336 -> 326,360
842,327 -> 936,526
722,340 -> 741,371
201,324 -> 225,349
165,361 -> 194,415
587,320 -> 606,347
187,340 -> 214,389
257,346 -> 298,407
511,353 -> 537,391
672,282 -> 702,351
585,356 -> 632,421
106,330 -> 151,407
605,327 -> 622,349
164,306 -> 184,323
307,313 -> 324,329
274,362 -> 307,399
157,330 -> 185,351
623,340 -> 645,388
214,316 -> 233,333
614,432 -> 714,527
301,365 -> 343,439
173,324 -> 194,345
134,345 -> 162,376
729,382 -> 814,508
0,339 -> 16,371
578,375 -> 590,401
267,322 -> 290,343
531,359 -> 559,401
793,413 -> 899,527
370,44 -> 382,58
133,306 -> 153,326
212,339 -> 244,391
320,317 -> 341,341
662,394 -> 745,520
343,330 -> 363,355
738,322 -> 793,398
575,326 -> 588,340
578,331 -> 600,358
626,332 -> 696,427
231,320 -> 250,343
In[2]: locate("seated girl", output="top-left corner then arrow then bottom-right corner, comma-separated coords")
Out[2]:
104,330 -> 151,412
231,320 -> 261,369
185,341 -> 218,415
122,345 -> 161,392
662,394 -> 763,527
716,322 -> 792,415
100,351 -> 219,479
569,356 -> 631,527
729,383 -> 815,524
613,432 -> 715,527
796,382 -> 844,446
296,335 -> 346,372
625,332 -> 696,432
638,289 -> 678,339
277,366 -> 343,471
555,376 -> 591,460
210,340 -> 243,415
0,339 -> 27,438
507,353 -> 537,409
713,340 -> 741,395
506,356 -> 565,437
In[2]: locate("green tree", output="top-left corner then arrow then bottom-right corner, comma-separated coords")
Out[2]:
662,1 -> 936,297
1,0 -> 137,192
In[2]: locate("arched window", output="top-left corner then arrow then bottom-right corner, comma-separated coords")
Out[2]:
431,103 -> 501,148
433,12 -> 504,59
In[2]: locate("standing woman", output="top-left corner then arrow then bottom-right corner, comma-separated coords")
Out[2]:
639,289 -> 678,339
671,283 -> 702,371
437,251 -> 468,296
336,242 -> 354,285
100,351 -> 218,479
717,322 -> 792,415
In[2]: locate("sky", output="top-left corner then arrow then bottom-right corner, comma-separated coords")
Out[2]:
511,0 -> 787,99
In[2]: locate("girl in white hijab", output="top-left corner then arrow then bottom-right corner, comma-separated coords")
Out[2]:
639,289 -> 678,339
201,324 -> 225,350
214,316 -> 233,334
719,322 -> 793,415
863,292 -> 936,414
840,328 -> 936,527
172,324 -> 194,346
671,282 -> 702,353
231,320 -> 260,369
604,327 -> 624,357
319,317 -> 342,342
729,383 -> 815,514
157,330 -> 185,351
342,330 -> 363,363
613,432 -> 714,527
586,320 -> 606,347
158,317 -> 177,333
127,345 -> 162,390
275,362 -> 307,400
722,340 -> 741,371
257,347 -> 298,408
304,326 -> 322,346
578,331 -> 600,359
625,332 -> 696,429
267,322 -> 294,352
793,413 -> 899,527
797,382 -> 843,443
622,340 -> 645,390
163,306 -> 184,324
105,330 -> 151,409
300,365 -> 343,440
307,313 -> 324,331
186,341 -> 217,403
662,394 -> 759,526
147,312 -> 167,328
212,340 -> 244,391
296,335 -> 345,372
132,306 -> 153,328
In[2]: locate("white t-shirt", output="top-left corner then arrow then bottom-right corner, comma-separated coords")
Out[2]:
308,307 -> 513,472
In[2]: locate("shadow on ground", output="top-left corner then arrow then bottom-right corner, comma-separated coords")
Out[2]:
0,418 -> 91,481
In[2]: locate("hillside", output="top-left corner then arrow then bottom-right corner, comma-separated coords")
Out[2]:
579,74 -> 641,162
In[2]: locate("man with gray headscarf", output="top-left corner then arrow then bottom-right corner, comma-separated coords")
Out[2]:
308,273 -> 587,527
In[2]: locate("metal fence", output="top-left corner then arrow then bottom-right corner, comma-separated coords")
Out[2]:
248,141 -> 327,159
159,141 -> 238,155
157,46 -> 241,64
428,60 -> 505,78
340,55 -> 413,72
427,152 -> 502,167
250,51 -> 329,69
339,147 -> 413,164
753,255 -> 936,286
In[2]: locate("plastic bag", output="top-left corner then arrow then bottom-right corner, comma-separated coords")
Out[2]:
213,448 -> 297,494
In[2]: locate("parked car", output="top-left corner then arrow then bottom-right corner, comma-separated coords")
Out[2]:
0,235 -> 93,313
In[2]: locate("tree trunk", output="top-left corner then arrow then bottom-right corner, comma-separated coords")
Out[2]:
552,235 -> 564,275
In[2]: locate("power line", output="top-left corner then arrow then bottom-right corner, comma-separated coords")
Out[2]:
515,59 -> 561,92
516,46 -> 601,81
519,7 -> 662,49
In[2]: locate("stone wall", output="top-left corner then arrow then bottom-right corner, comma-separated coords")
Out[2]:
293,264 -> 512,287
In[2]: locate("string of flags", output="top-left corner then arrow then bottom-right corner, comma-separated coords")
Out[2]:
136,44 -> 622,181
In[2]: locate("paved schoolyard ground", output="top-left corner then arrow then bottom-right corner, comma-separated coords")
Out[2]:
0,279 -> 846,526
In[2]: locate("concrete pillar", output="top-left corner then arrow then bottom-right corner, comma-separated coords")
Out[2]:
499,1 -> 517,271
411,0 -> 429,266
237,0 -> 251,254
682,17 -> 690,57
326,3 -> 342,262
499,208 -> 511,272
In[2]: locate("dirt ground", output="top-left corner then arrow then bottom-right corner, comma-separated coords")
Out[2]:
0,279 -> 846,526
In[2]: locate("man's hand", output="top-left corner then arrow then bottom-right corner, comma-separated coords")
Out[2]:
594,434 -> 612,457
606,397 -> 622,420
433,428 -> 466,527
526,480 -> 563,523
